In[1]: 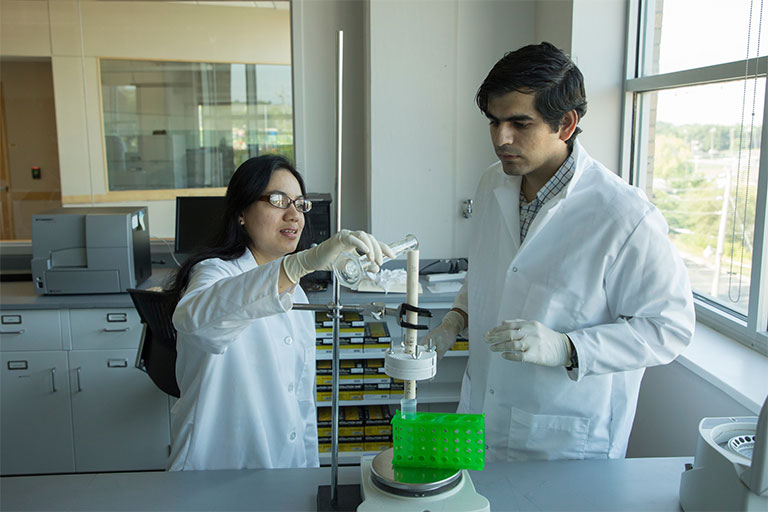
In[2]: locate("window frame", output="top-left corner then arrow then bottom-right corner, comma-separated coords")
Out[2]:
621,0 -> 768,357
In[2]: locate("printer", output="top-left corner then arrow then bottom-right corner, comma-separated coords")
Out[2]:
31,207 -> 151,294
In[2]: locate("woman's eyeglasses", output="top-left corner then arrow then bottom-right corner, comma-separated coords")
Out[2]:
258,193 -> 312,213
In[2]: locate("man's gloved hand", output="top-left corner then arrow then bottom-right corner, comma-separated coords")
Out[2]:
484,319 -> 572,367
282,229 -> 394,284
425,310 -> 465,360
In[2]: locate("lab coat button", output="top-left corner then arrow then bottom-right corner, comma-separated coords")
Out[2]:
512,267 -> 518,272
489,388 -> 494,395
284,336 -> 293,345
288,383 -> 294,393
290,432 -> 297,441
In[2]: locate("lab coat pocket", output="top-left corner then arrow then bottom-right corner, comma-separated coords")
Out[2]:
507,406 -> 589,461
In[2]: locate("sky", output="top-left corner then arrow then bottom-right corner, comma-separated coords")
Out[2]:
655,0 -> 767,125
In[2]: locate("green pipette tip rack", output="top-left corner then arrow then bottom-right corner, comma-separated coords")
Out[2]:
391,411 -> 486,471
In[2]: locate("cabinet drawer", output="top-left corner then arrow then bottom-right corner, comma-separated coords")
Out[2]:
0,310 -> 63,352
70,309 -> 142,350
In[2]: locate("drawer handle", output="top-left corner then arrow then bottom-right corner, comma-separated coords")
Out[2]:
102,327 -> 130,333
50,368 -> 57,393
7,360 -> 28,370
76,367 -> 82,392
107,359 -> 128,368
1,315 -> 22,325
0,329 -> 26,335
107,313 -> 127,322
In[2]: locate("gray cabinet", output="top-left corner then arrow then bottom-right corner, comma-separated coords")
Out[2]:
1,350 -> 75,475
0,307 -> 170,475
69,349 -> 170,472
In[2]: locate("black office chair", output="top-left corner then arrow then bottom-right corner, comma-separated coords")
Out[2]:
127,288 -> 181,398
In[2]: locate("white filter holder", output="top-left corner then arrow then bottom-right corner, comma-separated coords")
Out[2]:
385,345 -> 436,381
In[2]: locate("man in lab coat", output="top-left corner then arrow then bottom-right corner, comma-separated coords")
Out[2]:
426,42 -> 695,462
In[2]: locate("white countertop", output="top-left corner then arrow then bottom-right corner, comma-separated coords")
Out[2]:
0,456 -> 691,511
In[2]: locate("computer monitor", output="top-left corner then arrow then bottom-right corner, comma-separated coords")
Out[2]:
174,193 -> 332,261
174,196 -> 226,254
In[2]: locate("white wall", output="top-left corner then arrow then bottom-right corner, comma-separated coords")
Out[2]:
569,0 -> 626,172
369,0 -> 535,258
535,0 -> 626,173
291,0 -> 368,232
535,0 -> 574,53
627,361 -> 753,457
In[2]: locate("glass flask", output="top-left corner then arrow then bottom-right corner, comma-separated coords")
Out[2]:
333,234 -> 419,288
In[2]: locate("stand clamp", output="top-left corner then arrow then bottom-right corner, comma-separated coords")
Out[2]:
397,303 -> 432,330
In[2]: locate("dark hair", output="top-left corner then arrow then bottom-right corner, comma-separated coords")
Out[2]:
476,41 -> 587,148
166,154 -> 311,303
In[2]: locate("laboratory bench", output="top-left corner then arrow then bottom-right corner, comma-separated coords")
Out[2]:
0,266 -> 467,475
0,456 -> 691,511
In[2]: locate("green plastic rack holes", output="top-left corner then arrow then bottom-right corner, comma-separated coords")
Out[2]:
391,411 -> 486,471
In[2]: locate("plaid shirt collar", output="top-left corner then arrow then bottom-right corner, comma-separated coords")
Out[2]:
519,153 -> 575,241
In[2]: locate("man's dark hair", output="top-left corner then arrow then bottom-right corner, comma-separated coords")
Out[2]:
476,42 -> 587,148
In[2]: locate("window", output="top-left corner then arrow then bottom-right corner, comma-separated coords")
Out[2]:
625,0 -> 768,355
101,59 -> 293,191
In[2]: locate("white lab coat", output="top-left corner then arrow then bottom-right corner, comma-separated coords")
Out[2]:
455,141 -> 694,462
168,250 -> 318,471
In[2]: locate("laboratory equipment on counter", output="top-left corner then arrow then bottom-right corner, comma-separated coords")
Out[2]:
385,248 -> 432,418
357,246 -> 490,512
333,234 -> 418,289
389,412 -> 485,471
359,448 -> 489,512
31,206 -> 151,294
679,394 -> 767,511
310,29 -> 487,511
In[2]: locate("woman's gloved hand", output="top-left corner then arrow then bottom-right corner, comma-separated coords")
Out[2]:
282,229 -> 395,284
425,309 -> 465,360
484,319 -> 572,367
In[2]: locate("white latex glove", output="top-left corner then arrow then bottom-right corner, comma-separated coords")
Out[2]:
424,310 -> 465,360
484,319 -> 572,367
282,229 -> 395,284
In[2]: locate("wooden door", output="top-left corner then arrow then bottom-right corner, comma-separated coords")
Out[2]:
0,81 -> 14,239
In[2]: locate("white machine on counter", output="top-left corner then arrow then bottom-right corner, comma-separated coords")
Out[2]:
31,207 -> 151,294
680,394 -> 768,511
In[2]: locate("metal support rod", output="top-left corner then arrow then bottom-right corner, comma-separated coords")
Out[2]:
330,28 -> 344,506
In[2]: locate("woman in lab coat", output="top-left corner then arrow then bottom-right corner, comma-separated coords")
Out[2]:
166,155 -> 392,471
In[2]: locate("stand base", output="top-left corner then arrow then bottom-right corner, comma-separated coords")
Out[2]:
317,484 -> 363,512
359,455 -> 490,511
